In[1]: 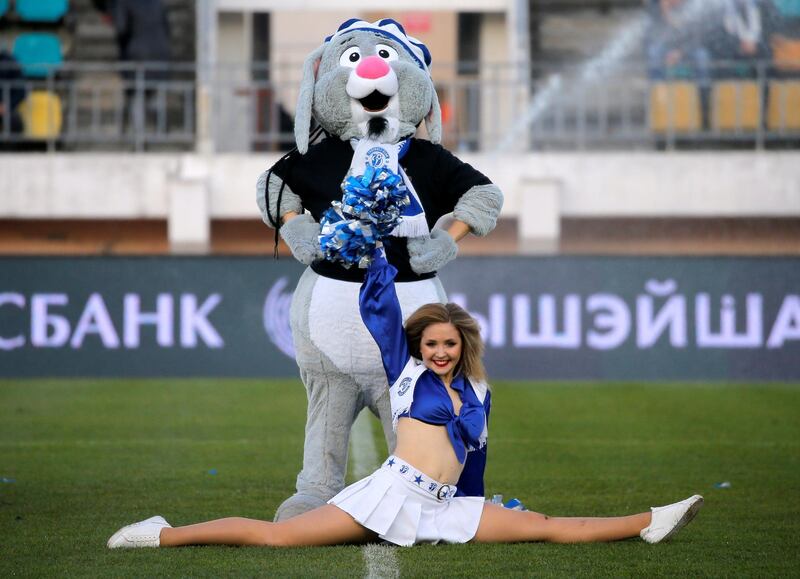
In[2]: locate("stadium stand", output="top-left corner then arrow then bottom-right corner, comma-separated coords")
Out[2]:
767,80 -> 800,129
0,1 -> 69,146
11,33 -> 63,78
773,35 -> 800,71
649,81 -> 702,133
712,81 -> 761,132
17,90 -> 63,138
774,0 -> 800,16
1,0 -> 796,151
0,1 -> 797,256
70,0 -> 194,62
16,0 -> 69,23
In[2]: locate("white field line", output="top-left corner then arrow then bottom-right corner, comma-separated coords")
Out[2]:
351,410 -> 400,579
362,543 -> 400,579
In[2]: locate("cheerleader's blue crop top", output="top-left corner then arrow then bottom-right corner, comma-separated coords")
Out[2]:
359,251 -> 491,497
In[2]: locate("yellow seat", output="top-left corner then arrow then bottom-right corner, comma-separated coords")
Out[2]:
772,37 -> 800,73
767,81 -> 800,131
17,90 -> 63,139
712,81 -> 761,132
650,82 -> 701,133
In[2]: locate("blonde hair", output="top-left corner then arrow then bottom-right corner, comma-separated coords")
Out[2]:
404,303 -> 486,382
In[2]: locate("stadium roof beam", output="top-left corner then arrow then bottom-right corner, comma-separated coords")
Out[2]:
214,0 -> 509,10
533,0 -> 640,7
196,0 -> 218,154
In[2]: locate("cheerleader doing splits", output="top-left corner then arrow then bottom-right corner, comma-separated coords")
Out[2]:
109,249 -> 702,549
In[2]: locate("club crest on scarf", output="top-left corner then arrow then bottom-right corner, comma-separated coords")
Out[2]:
367,147 -> 390,168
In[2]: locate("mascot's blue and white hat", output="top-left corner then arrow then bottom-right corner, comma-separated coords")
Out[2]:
325,18 -> 432,72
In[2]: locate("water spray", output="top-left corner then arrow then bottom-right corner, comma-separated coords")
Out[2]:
493,0 -> 727,154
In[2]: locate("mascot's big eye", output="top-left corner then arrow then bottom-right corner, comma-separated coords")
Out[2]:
339,47 -> 361,67
375,44 -> 399,62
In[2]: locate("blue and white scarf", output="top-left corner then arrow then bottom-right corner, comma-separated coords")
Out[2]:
349,138 -> 429,238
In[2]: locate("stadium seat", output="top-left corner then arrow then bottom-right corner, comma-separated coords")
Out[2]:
15,0 -> 68,23
649,82 -> 702,133
0,0 -> 9,18
767,81 -> 800,130
12,33 -> 63,78
773,37 -> 800,72
16,90 -> 63,139
712,81 -> 761,132
773,0 -> 800,16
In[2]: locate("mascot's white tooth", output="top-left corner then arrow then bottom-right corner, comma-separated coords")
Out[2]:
346,71 -> 377,100
259,18 -> 504,524
374,69 -> 399,97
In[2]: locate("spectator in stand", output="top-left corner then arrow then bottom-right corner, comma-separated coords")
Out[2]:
723,0 -> 765,56
715,0 -> 772,77
91,0 -> 111,19
111,0 -> 171,66
0,50 -> 27,143
646,0 -> 714,126
106,0 -> 171,136
647,0 -> 713,84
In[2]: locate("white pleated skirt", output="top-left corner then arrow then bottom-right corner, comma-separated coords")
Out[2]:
328,461 -> 485,547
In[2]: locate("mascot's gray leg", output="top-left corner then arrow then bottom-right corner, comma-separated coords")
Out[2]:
274,269 -> 364,522
274,357 -> 363,521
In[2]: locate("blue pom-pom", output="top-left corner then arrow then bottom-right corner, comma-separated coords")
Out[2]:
319,164 -> 409,268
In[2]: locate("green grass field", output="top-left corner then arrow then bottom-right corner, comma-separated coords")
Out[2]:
1,380 -> 798,578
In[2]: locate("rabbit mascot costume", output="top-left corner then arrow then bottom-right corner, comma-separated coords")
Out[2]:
256,18 -> 503,521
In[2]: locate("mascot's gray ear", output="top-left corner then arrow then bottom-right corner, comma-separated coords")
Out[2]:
294,44 -> 326,154
425,88 -> 442,145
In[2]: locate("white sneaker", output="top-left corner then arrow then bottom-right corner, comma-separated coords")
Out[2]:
640,495 -> 703,544
107,516 -> 171,549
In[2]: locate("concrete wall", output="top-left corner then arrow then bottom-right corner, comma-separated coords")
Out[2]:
216,11 -> 254,152
2,151 -> 798,252
270,11 -> 353,113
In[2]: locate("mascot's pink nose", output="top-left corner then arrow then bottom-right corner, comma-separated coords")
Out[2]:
356,55 -> 390,79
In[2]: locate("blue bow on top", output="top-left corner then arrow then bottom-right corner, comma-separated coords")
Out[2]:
447,382 -> 486,463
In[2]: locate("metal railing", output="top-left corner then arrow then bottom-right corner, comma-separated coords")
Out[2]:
0,62 -> 196,151
1,59 -> 799,152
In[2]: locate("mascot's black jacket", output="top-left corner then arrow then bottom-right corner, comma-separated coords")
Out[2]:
271,136 -> 492,282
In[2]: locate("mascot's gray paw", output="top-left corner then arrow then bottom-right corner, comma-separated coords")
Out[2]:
280,213 -> 322,265
273,493 -> 329,522
407,229 -> 458,274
